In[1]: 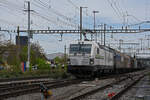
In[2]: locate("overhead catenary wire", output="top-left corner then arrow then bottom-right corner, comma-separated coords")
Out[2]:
0,0 -> 78,29
33,0 -> 77,26
66,0 -> 92,16
32,0 -> 77,29
66,0 -> 93,29
107,0 -> 122,21
0,0 -> 93,30
112,0 -> 124,17
0,1 -> 43,29
0,2 -> 47,29
0,1 -> 25,26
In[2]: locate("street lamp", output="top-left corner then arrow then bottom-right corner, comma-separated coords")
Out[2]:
93,10 -> 99,42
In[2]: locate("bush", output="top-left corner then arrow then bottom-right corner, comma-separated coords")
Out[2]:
36,58 -> 50,70
0,42 -> 70,79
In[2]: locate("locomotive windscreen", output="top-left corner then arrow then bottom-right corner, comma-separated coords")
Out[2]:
69,44 -> 92,54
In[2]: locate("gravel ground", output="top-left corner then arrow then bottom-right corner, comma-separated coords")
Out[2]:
4,70 -> 148,100
119,75 -> 150,100
81,75 -> 137,100
67,78 -> 115,100
4,78 -> 115,100
5,93 -> 42,100
50,78 -> 115,100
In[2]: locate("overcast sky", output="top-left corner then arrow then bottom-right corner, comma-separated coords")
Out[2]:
0,0 -> 150,54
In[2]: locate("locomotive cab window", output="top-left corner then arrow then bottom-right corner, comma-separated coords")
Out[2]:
70,44 -> 92,54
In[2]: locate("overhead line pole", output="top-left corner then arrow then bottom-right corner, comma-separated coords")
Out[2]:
27,1 -> 31,70
104,24 -> 106,46
101,25 -> 103,45
80,7 -> 82,41
140,38 -> 143,50
80,7 -> 87,41
24,1 -> 34,70
93,10 -> 99,42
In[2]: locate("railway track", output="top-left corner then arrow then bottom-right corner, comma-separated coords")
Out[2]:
0,76 -> 50,83
0,79 -> 84,99
44,70 -> 146,100
109,76 -> 144,100
0,73 -> 124,99
68,70 -> 148,100
0,79 -> 49,88
0,70 -> 148,100
49,70 -> 147,100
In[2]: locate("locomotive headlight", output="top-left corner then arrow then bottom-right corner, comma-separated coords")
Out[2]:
90,58 -> 94,65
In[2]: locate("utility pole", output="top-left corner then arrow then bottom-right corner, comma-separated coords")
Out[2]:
24,1 -> 33,70
104,24 -> 106,46
98,24 -> 103,45
80,7 -> 87,41
93,10 -> 99,42
9,33 -> 12,43
17,26 -> 20,54
140,38 -> 143,50
148,35 -> 150,49
17,26 -> 20,45
80,7 -> 82,41
119,39 -> 123,52
27,1 -> 31,70
145,34 -> 150,49
64,45 -> 67,63
16,26 -> 20,63
123,14 -> 126,26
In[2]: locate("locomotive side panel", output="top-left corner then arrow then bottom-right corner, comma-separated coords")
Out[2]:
94,48 -> 105,66
94,46 -> 114,69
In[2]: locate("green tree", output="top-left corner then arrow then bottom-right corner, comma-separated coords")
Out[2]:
36,58 -> 50,70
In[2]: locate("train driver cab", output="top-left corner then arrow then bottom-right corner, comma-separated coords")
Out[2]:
69,41 -> 92,56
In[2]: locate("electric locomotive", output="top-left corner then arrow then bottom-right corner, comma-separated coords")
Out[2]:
67,40 -> 138,78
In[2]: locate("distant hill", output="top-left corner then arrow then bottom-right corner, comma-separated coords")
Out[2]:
46,52 -> 64,60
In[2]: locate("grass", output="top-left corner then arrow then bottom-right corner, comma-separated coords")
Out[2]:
0,69 -> 70,79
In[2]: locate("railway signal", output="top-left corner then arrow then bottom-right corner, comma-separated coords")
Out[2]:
40,83 -> 53,100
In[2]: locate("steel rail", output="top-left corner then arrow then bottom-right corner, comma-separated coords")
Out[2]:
0,79 -> 83,99
69,71 -> 148,100
0,76 -> 50,82
110,75 -> 145,100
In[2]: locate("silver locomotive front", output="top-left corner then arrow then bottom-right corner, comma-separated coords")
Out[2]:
67,41 -> 96,78
68,42 -> 93,66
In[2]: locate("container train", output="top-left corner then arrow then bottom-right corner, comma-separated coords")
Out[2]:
67,40 -> 145,78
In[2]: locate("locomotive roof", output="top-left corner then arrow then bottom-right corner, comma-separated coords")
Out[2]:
70,40 -> 132,58
70,40 -> 98,45
98,43 -> 132,58
70,40 -> 116,52
98,44 -> 116,53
